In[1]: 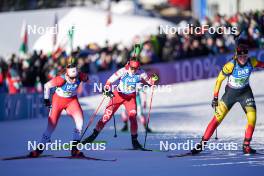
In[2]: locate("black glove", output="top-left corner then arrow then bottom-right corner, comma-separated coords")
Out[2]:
211,97 -> 218,109
44,99 -> 51,107
103,88 -> 114,98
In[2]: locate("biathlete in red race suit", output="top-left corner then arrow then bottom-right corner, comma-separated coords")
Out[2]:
191,44 -> 264,155
82,58 -> 159,149
29,60 -> 89,157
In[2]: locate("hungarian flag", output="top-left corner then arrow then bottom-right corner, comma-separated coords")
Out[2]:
19,21 -> 28,58
52,46 -> 64,59
52,37 -> 68,59
52,25 -> 74,59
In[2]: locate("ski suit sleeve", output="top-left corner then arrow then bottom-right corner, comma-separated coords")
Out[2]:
105,67 -> 126,86
213,61 -> 234,97
250,57 -> 264,68
44,76 -> 65,99
140,70 -> 156,86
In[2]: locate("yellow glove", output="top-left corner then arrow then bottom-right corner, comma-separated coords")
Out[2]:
151,74 -> 159,83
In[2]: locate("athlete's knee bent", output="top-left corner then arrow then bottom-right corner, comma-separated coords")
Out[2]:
128,110 -> 137,118
102,108 -> 113,123
128,110 -> 137,126
128,110 -> 138,134
215,101 -> 229,123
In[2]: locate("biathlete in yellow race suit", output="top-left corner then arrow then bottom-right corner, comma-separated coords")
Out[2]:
192,44 -> 264,154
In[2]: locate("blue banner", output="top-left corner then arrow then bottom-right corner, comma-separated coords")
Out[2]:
84,49 -> 264,88
0,93 -> 48,121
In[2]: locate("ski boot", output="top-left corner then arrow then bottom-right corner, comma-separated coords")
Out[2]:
71,140 -> 85,157
191,140 -> 206,155
121,122 -> 129,132
82,129 -> 99,144
131,134 -> 144,150
28,148 -> 44,157
243,144 -> 256,154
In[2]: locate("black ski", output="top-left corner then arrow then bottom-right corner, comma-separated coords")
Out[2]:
167,151 -> 264,158
244,152 -> 264,156
167,152 -> 193,158
121,148 -> 169,153
1,154 -> 52,161
53,155 -> 117,162
256,152 -> 264,155
123,148 -> 153,152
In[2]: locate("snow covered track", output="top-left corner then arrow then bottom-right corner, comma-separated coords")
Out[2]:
1,71 -> 264,176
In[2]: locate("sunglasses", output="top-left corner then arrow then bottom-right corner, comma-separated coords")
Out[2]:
130,66 -> 138,70
237,54 -> 248,58
67,64 -> 77,68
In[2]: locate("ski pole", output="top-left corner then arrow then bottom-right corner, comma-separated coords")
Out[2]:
80,96 -> 106,140
215,128 -> 218,140
214,106 -> 218,140
143,86 -> 155,148
112,98 -> 117,138
212,64 -> 220,140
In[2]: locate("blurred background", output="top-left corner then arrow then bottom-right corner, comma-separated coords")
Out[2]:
0,0 -> 264,120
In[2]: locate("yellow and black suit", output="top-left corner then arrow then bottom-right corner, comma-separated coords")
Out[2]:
203,57 -> 264,145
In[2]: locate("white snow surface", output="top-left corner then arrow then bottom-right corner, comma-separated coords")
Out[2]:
1,71 -> 264,176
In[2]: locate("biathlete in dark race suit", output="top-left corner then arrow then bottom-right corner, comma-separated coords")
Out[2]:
192,44 -> 264,154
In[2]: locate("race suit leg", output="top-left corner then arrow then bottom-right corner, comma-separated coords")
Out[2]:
123,94 -> 137,135
121,106 -> 129,123
95,90 -> 124,132
238,87 -> 256,145
65,97 -> 84,141
41,93 -> 64,143
203,86 -> 237,141
136,93 -> 146,126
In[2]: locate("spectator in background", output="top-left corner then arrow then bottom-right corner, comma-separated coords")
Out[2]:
140,41 -> 158,64
20,59 -> 37,93
0,10 -> 264,94
0,60 -> 6,93
0,57 -> 8,93
6,63 -> 22,94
